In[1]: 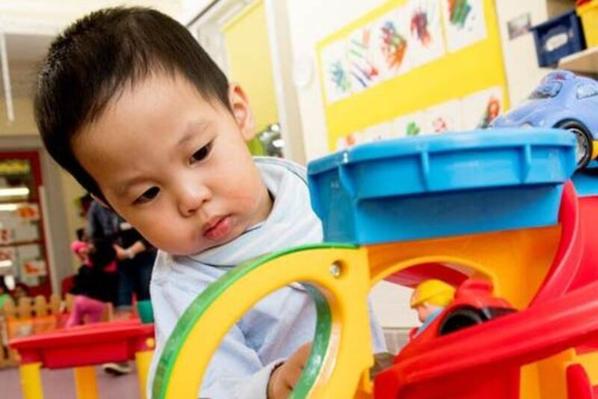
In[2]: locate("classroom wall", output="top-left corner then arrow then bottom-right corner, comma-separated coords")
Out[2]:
494,0 -> 552,106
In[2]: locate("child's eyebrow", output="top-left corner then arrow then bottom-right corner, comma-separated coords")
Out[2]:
176,131 -> 195,148
114,175 -> 148,197
176,120 -> 210,148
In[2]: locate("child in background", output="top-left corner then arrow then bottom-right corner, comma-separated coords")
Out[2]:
34,7 -> 386,398
66,239 -> 118,327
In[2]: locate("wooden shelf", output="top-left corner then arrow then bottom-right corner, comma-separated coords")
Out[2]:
559,47 -> 598,76
547,0 -> 576,19
0,239 -> 42,247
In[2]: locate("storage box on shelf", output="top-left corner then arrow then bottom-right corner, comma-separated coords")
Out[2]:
531,10 -> 586,67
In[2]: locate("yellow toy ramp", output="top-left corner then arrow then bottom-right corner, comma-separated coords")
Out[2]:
152,244 -> 377,399
368,224 -> 562,310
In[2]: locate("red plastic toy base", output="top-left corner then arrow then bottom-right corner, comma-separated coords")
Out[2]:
9,320 -> 154,369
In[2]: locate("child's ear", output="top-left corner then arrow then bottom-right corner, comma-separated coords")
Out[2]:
228,83 -> 256,142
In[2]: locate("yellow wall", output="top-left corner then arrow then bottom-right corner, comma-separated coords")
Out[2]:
223,0 -> 278,133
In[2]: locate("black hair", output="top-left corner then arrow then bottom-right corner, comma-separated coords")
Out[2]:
34,7 -> 230,202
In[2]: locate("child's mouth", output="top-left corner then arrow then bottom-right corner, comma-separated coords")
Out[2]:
203,216 -> 232,241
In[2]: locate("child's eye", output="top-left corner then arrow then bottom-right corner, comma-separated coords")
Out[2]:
190,142 -> 213,164
134,187 -> 160,205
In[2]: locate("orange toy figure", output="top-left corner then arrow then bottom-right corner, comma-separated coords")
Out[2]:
409,279 -> 455,339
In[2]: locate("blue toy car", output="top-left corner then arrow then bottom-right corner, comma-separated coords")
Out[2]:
491,70 -> 598,168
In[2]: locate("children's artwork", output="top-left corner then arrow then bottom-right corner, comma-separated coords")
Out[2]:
407,0 -> 445,66
0,227 -> 15,244
321,40 -> 352,104
18,244 -> 46,279
442,0 -> 487,52
0,246 -> 16,262
424,100 -> 463,133
16,203 -> 39,221
0,246 -> 17,274
372,9 -> 411,79
22,260 -> 47,278
336,131 -> 366,150
460,86 -> 503,130
393,111 -> 428,137
346,25 -> 382,92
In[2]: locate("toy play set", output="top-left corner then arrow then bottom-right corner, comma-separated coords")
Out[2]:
148,124 -> 598,398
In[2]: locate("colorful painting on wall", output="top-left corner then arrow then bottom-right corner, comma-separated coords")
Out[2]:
347,25 -> 382,91
407,0 -> 446,67
394,111 -> 428,137
442,0 -> 487,52
460,86 -> 503,130
424,100 -> 463,133
321,40 -> 353,103
373,10 -> 411,79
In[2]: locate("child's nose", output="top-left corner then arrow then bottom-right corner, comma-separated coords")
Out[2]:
177,184 -> 210,217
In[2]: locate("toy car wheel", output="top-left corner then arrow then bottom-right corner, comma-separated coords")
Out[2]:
556,120 -> 593,169
438,306 -> 486,336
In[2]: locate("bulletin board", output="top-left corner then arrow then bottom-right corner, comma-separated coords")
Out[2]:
316,0 -> 509,150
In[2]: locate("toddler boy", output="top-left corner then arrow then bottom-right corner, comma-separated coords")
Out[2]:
34,7 -> 385,398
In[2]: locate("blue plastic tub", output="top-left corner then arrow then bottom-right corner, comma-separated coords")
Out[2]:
307,129 -> 576,244
530,10 -> 586,67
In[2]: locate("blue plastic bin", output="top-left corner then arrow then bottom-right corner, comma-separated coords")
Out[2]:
530,10 -> 586,67
307,129 -> 576,245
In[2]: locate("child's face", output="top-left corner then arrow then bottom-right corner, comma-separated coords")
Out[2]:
415,303 -> 438,323
73,72 -> 272,256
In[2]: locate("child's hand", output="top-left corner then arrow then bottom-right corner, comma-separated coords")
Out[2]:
267,343 -> 311,399
113,245 -> 129,260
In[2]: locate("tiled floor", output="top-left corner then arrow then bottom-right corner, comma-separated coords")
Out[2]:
0,364 -> 140,399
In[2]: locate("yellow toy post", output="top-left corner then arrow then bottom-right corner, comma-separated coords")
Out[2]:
20,362 -> 44,399
73,366 -> 98,399
136,338 -> 155,399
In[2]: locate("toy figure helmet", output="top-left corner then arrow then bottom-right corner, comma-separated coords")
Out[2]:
410,279 -> 456,308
